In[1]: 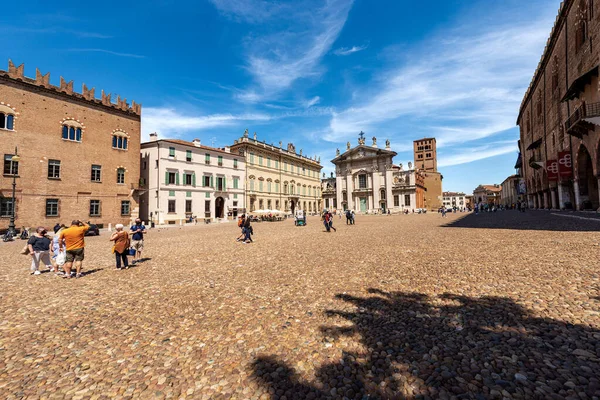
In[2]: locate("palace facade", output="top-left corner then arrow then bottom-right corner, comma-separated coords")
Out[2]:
140,135 -> 246,224
229,131 -> 323,214
330,135 -> 425,213
517,0 -> 600,210
0,60 -> 142,229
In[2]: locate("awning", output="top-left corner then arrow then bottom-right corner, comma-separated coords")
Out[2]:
514,152 -> 522,169
526,138 -> 542,150
561,66 -> 599,102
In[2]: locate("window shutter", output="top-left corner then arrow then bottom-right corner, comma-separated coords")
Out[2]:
223,177 -> 227,190
176,172 -> 180,185
165,171 -> 169,185
192,173 -> 196,187
210,176 -> 214,188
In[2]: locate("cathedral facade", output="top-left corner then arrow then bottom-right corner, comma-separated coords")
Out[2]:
329,135 -> 425,213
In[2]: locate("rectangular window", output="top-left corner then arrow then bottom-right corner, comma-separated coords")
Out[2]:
205,192 -> 210,198
186,150 -> 192,162
48,159 -> 61,179
0,198 -> 13,217
142,161 -> 147,170
275,183 -> 280,193
4,154 -> 18,175
234,193 -> 238,199
394,195 -> 400,207
121,200 -> 130,216
358,175 -> 367,189
234,159 -> 238,169
233,177 -> 239,189
89,200 -> 101,217
275,160 -> 279,169
117,168 -> 125,184
233,201 -> 238,207
216,177 -> 225,191
205,200 -> 211,212
168,200 -> 176,213
250,180 -> 254,191
184,173 -> 193,186
186,191 -> 192,198
259,155 -> 263,166
405,195 -> 411,207
267,181 -> 272,192
267,157 -> 271,167
205,153 -> 211,164
91,165 -> 101,182
185,199 -> 192,213
218,156 -> 223,166
203,175 -> 210,187
259,180 -> 263,192
46,199 -> 59,217
169,190 -> 175,197
249,153 -> 255,164
169,147 -> 175,157
168,172 -> 176,185
284,162 -> 287,171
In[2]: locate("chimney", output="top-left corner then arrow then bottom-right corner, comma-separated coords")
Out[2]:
192,138 -> 201,147
149,132 -> 158,141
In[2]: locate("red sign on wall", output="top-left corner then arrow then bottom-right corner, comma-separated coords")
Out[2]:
546,159 -> 559,181
558,151 -> 572,178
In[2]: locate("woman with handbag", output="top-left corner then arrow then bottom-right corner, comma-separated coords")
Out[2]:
27,227 -> 52,275
110,224 -> 130,270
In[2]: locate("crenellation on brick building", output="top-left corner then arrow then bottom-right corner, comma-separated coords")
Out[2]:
0,59 -> 142,229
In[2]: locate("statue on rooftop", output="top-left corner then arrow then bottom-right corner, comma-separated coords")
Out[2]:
243,129 -> 249,138
336,148 -> 340,156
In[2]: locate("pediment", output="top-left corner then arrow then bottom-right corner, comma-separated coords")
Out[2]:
332,145 -> 397,164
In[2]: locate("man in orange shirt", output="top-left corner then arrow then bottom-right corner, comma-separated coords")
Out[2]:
59,220 -> 89,278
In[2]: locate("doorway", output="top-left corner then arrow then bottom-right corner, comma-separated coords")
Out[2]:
578,145 -> 599,209
215,197 -> 225,218
360,197 -> 367,212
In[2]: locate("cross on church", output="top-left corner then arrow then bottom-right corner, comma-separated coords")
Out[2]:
359,131 -> 365,140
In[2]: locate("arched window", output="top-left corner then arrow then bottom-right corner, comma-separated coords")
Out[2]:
112,130 -> 129,150
61,119 -> 84,142
0,104 -> 17,131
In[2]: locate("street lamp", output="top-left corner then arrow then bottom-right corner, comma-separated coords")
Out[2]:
8,147 -> 20,236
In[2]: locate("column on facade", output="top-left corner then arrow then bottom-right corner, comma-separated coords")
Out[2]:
574,179 -> 581,210
550,188 -> 557,209
385,168 -> 394,210
336,174 -> 344,212
543,191 -> 549,209
346,173 -> 354,211
372,171 -> 380,211
557,182 -> 564,210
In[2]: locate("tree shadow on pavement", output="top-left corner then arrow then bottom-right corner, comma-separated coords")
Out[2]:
442,211 -> 600,232
251,289 -> 600,399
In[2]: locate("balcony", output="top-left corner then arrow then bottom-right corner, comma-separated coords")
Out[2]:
565,102 -> 600,138
528,155 -> 543,170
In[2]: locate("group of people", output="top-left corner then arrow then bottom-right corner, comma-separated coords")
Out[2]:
322,210 -> 337,232
344,209 -> 356,225
26,219 -> 147,278
236,214 -> 254,243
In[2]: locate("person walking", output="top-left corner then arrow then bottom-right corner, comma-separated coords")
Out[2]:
27,227 -> 52,275
322,210 -> 331,232
242,215 -> 253,243
59,220 -> 89,279
110,224 -> 130,270
441,207 -> 447,218
328,211 -> 337,232
351,210 -> 356,225
129,218 -> 147,264
346,209 -> 352,225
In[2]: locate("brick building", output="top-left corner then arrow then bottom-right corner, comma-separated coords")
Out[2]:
517,0 -> 600,210
0,60 -> 142,229
413,138 -> 443,210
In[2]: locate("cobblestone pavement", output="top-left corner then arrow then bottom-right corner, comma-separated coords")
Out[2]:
1,211 -> 599,400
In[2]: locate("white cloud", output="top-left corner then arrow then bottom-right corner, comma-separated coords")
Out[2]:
333,44 -> 368,56
438,142 -> 518,168
324,4 -> 557,167
142,107 -> 272,140
213,0 -> 354,101
304,96 -> 321,108
65,48 -> 145,58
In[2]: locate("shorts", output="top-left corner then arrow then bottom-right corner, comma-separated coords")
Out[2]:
130,240 -> 144,251
66,248 -> 85,262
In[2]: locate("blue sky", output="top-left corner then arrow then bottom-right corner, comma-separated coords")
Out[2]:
1,0 -> 562,193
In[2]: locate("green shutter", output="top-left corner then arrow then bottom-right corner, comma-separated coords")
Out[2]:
210,176 -> 214,188
176,172 -> 180,185
192,173 -> 196,187
223,177 -> 227,190
165,171 -> 169,185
